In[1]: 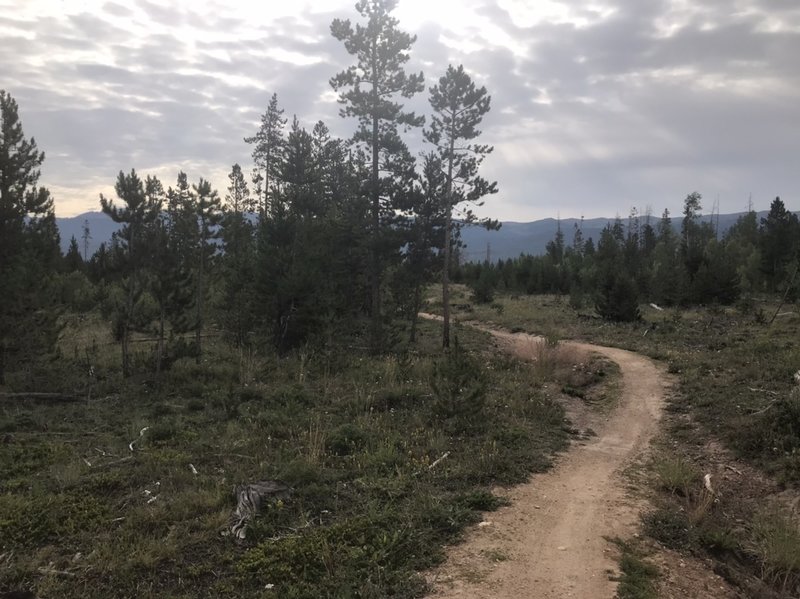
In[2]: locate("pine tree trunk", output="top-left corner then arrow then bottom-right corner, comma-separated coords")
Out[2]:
0,339 -> 6,385
121,325 -> 130,378
196,261 -> 204,365
122,273 -> 135,378
370,111 -> 382,352
409,282 -> 421,343
156,306 -> 165,375
442,211 -> 452,349
442,135 -> 456,350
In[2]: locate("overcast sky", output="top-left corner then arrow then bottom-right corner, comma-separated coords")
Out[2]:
2,0 -> 799,221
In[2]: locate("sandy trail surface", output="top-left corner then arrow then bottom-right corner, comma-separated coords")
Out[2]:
426,321 -> 670,599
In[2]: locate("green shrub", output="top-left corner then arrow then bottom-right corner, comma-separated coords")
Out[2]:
643,508 -> 695,550
148,420 -> 178,444
429,344 -> 487,432
470,268 -> 498,304
280,459 -> 321,486
595,272 -> 641,322
326,423 -> 368,456
699,526 -> 739,555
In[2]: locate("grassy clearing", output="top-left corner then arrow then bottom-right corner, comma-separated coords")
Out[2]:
439,286 -> 800,486
0,317 -> 586,598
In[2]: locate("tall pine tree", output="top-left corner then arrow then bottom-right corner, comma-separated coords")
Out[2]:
0,90 -> 61,384
100,170 -> 161,377
330,0 -> 425,350
425,64 -> 497,348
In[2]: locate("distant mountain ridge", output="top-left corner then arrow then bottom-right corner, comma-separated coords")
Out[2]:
457,212 -> 772,262
56,210 -> 787,263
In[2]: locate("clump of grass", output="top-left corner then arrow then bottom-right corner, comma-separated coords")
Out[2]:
687,481 -> 715,526
653,455 -> 700,497
748,508 -> 800,594
529,337 -> 583,382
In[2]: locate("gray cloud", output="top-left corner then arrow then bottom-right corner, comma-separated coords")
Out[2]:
1,0 -> 798,219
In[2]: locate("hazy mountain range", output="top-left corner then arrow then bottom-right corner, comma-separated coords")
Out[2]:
57,211 -> 779,263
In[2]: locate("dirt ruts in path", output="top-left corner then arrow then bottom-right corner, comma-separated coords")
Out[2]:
426,322 -> 670,599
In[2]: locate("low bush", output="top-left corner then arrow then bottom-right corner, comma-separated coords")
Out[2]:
643,508 -> 696,550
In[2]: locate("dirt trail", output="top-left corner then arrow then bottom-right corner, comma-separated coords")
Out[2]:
427,323 -> 670,598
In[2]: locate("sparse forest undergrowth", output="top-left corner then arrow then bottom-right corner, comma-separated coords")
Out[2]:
438,287 -> 800,598
0,318 -> 617,598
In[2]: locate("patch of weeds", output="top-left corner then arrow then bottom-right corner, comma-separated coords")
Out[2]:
238,515 -> 428,596
279,458 -> 321,487
653,455 -> 700,497
698,526 -> 739,556
0,411 -> 41,432
268,384 -> 315,413
0,492 -> 109,549
254,409 -> 295,440
732,392 -> 800,481
0,443 -> 64,483
186,398 -> 205,412
326,423 -> 369,456
643,508 -> 696,551
748,508 -> 800,595
611,539 -> 659,599
237,386 -> 264,402
481,547 -> 509,562
371,386 -> 428,412
147,420 -> 178,445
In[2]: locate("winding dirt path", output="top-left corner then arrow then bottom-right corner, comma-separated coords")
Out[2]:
426,322 -> 671,598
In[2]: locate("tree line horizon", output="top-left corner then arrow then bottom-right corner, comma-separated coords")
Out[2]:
2,0 -> 799,383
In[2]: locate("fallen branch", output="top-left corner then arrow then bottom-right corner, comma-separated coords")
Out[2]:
38,567 -> 76,577
211,453 -> 256,460
129,427 -> 149,451
748,387 -> 779,396
428,451 -> 451,470
724,465 -> 743,475
748,400 -> 779,416
414,452 -> 451,477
